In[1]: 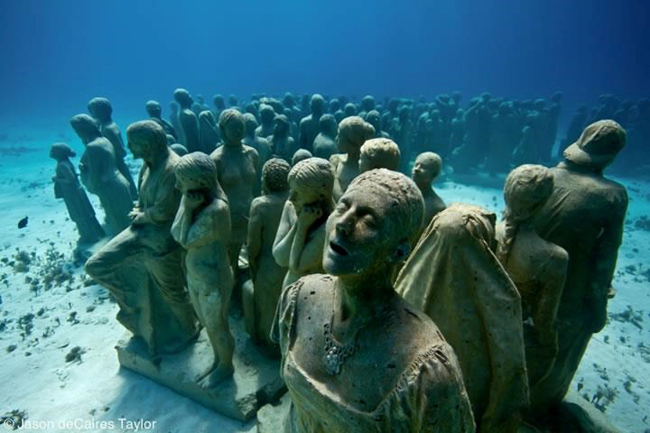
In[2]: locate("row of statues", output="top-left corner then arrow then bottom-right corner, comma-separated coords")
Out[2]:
50,91 -> 629,432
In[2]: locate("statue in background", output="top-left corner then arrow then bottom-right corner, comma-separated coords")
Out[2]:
49,142 -> 104,244
173,88 -> 201,153
70,114 -> 133,235
411,152 -> 446,232
330,116 -> 375,201
358,137 -> 401,173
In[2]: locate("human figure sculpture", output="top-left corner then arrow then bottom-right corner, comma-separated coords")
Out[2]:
366,110 -> 390,139
291,148 -> 313,166
530,120 -> 628,414
146,100 -> 177,140
272,169 -> 475,433
358,138 -> 401,173
448,109 -> 466,154
268,114 -> 296,162
358,94 -> 376,119
312,114 -> 338,160
488,102 -> 517,176
210,109 -> 260,280
169,102 -> 185,146
411,152 -> 446,231
198,110 -> 220,153
542,92 -> 563,162
256,104 -> 276,139
50,142 -> 105,244
396,203 -> 529,433
272,158 -> 334,288
243,113 -> 272,196
212,94 -> 226,120
392,106 -> 414,172
173,88 -> 201,153
171,152 -> 235,387
330,116 -> 375,201
87,97 -> 138,198
299,94 -> 325,152
70,114 -> 133,235
245,159 -> 291,350
170,143 -> 188,156
495,165 -> 568,407
85,120 -> 198,355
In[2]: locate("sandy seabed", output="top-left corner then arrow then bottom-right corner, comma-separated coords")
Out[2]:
0,124 -> 648,433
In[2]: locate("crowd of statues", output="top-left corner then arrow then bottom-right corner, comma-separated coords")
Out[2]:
49,90 -> 630,432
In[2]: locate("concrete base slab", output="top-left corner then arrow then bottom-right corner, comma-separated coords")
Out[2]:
256,392 -> 290,433
116,316 -> 286,421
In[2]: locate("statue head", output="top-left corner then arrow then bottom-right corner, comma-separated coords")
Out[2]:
262,158 -> 291,194
70,114 -> 101,143
412,152 -> 442,188
218,109 -> 246,145
259,104 -> 275,124
564,119 -> 626,170
344,103 -> 357,117
228,95 -> 238,107
126,120 -> 169,161
146,100 -> 162,118
503,164 -> 553,223
291,149 -> 313,166
173,88 -> 194,109
283,92 -> 296,108
365,110 -> 381,131
319,114 -> 338,137
361,95 -> 376,112
174,152 -> 219,196
213,94 -> 225,111
273,114 -> 291,137
323,169 -> 424,277
337,116 -> 375,154
87,97 -> 113,122
287,157 -> 333,214
359,138 -> 401,173
329,98 -> 341,113
243,113 -> 259,137
310,94 -> 325,116
49,142 -> 76,161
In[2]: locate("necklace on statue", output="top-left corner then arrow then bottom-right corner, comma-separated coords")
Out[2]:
323,286 -> 370,376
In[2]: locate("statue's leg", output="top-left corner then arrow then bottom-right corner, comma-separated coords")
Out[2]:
145,246 -> 197,350
85,227 -> 145,333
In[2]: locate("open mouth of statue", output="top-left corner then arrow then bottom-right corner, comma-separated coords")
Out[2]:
329,241 -> 348,257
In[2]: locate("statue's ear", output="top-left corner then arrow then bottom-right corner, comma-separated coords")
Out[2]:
390,242 -> 411,264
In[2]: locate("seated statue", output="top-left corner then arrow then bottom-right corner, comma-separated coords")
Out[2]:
396,203 -> 528,433
70,114 -> 133,235
50,142 -> 104,244
411,152 -> 446,232
495,164 -> 568,414
171,152 -> 235,388
85,120 -> 197,356
529,120 -> 628,415
273,158 -> 334,288
272,169 -> 475,432
245,158 -> 291,350
359,137 -> 401,173
330,116 -> 375,201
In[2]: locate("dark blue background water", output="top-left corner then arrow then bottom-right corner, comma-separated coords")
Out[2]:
1,0 -> 648,128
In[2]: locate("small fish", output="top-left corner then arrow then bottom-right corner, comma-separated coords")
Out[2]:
18,216 -> 28,229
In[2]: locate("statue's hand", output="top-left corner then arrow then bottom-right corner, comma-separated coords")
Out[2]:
184,190 -> 204,208
298,204 -> 322,226
129,210 -> 147,225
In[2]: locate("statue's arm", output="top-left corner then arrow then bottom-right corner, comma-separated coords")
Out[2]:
273,201 -> 297,267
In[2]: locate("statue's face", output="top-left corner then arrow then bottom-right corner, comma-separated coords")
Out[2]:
358,152 -> 374,173
174,173 -> 202,195
323,185 -> 393,276
336,127 -> 352,152
127,135 -> 147,160
412,157 -> 435,185
288,179 -> 321,214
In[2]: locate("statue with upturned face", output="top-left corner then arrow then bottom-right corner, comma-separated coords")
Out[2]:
171,152 -> 235,388
49,142 -> 105,244
272,169 -> 475,432
70,114 -> 133,235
